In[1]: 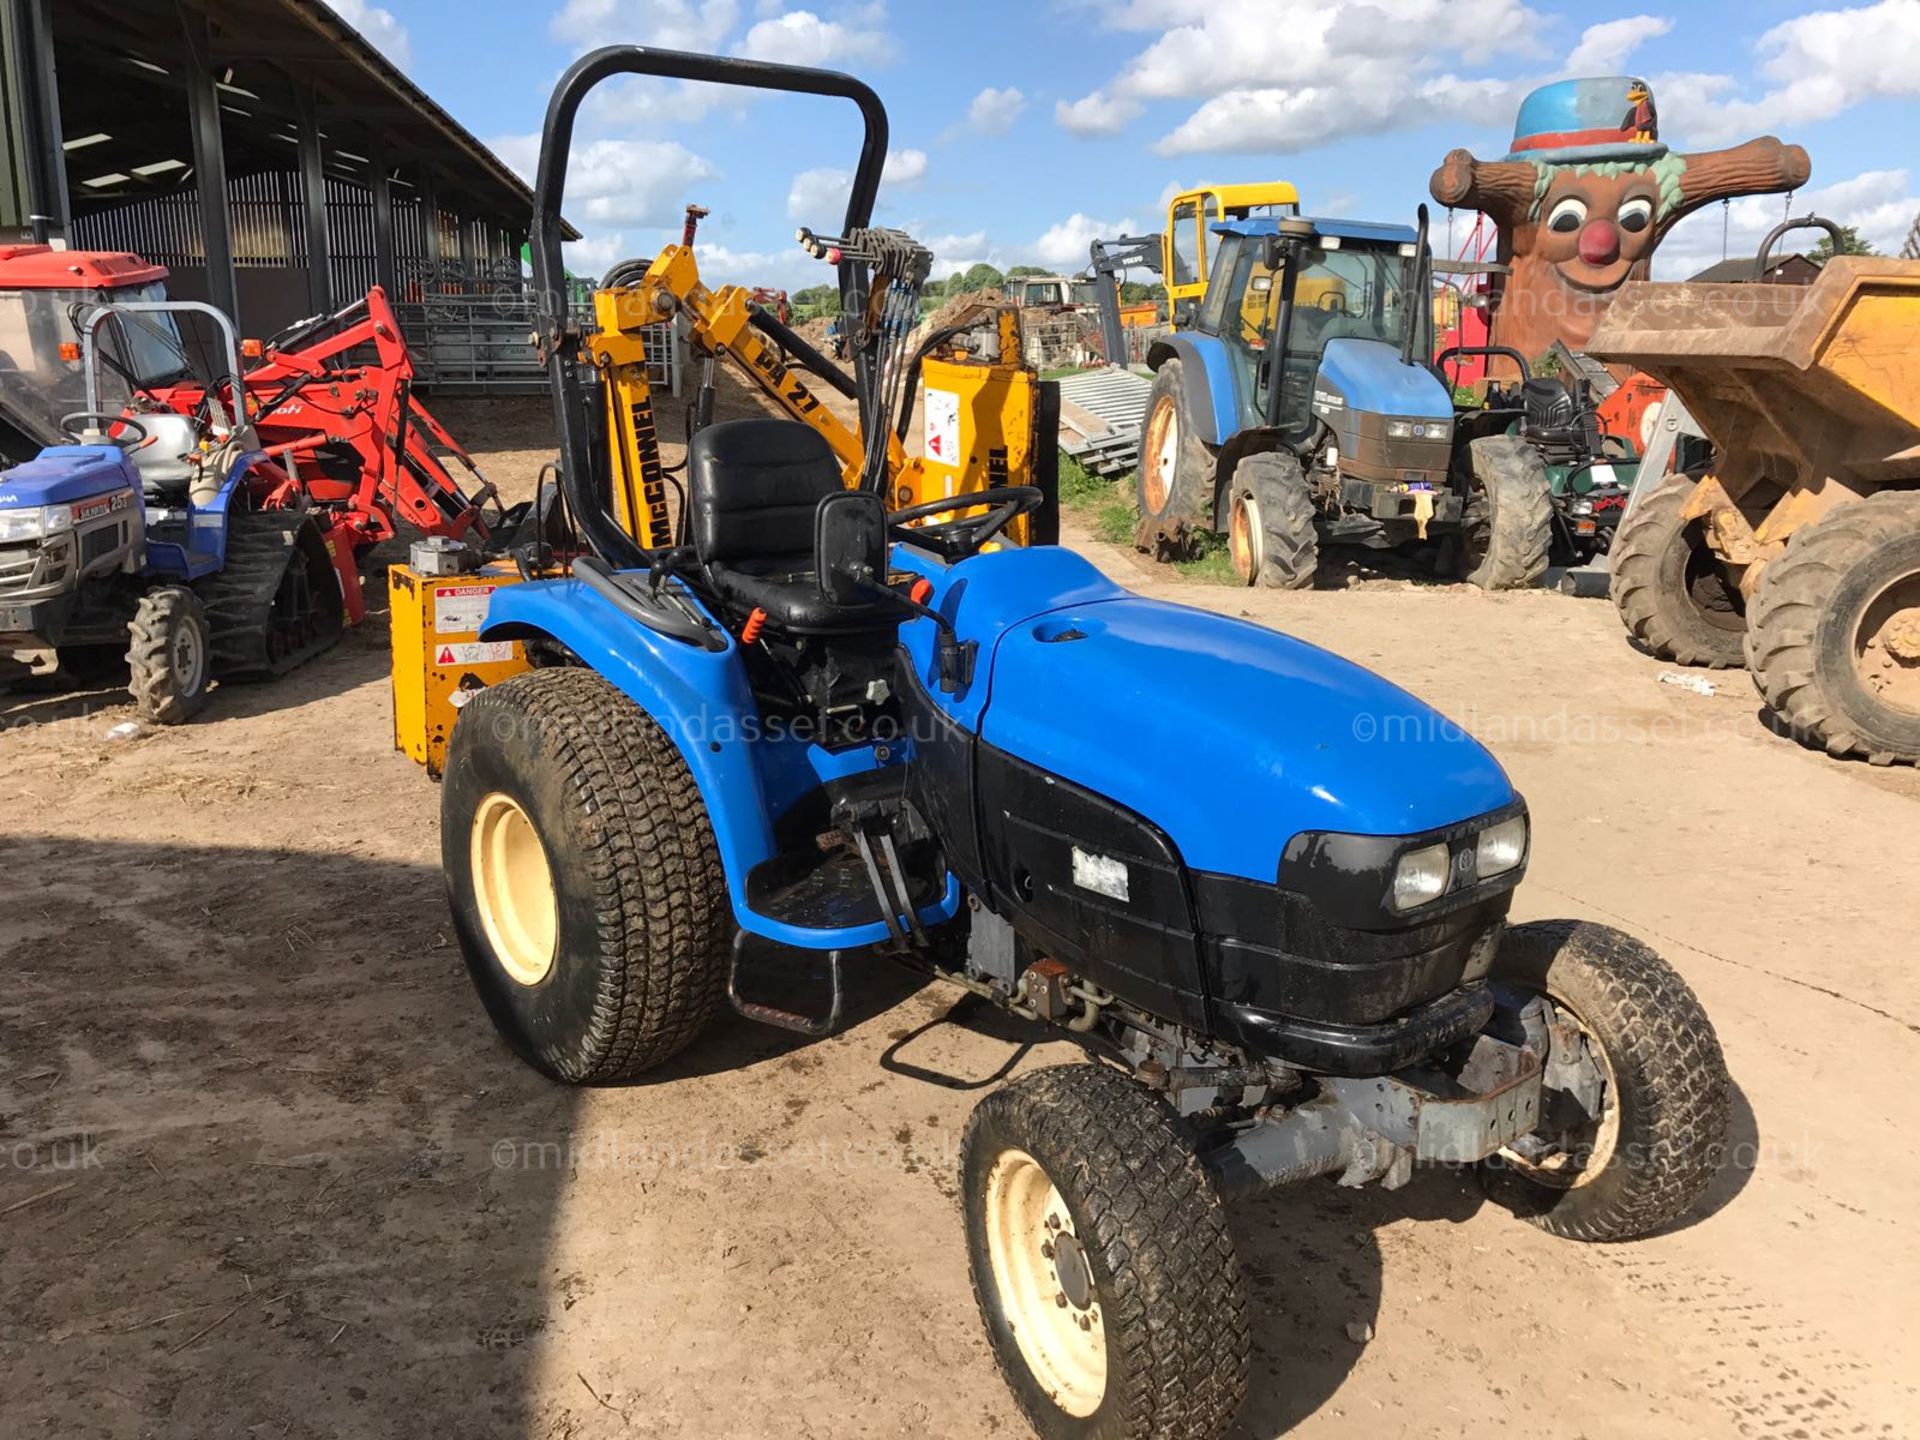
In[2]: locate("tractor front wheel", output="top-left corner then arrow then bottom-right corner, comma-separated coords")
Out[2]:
1134,360 -> 1215,557
443,668 -> 731,1082
1609,470 -> 1747,667
1457,434 -> 1552,590
1227,451 -> 1318,589
962,1064 -> 1250,1440
1481,920 -> 1729,1242
126,586 -> 212,724
1745,490 -> 1920,764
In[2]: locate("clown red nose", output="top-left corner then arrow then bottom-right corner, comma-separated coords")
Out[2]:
1579,220 -> 1620,265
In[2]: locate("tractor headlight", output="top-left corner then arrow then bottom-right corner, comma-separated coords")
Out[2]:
1387,419 -> 1451,441
1476,815 -> 1529,878
0,505 -> 71,543
1390,843 -> 1451,912
1570,497 -> 1594,516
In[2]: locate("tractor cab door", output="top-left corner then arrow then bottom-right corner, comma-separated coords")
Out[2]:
1162,191 -> 1221,328
1193,233 -> 1310,434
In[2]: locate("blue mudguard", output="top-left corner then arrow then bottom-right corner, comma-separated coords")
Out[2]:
893,545 -> 1515,883
480,574 -> 958,949
1150,332 -> 1241,445
144,451 -> 267,580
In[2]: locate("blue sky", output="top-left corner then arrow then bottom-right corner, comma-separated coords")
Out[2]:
329,0 -> 1920,286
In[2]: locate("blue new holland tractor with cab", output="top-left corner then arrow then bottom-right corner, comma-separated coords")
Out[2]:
440,47 -> 1728,1440
1135,211 -> 1554,591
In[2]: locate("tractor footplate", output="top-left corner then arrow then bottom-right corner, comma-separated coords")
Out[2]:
727,932 -> 844,1037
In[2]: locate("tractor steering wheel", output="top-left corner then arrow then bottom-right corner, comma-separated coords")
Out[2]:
887,486 -> 1046,560
60,412 -> 150,450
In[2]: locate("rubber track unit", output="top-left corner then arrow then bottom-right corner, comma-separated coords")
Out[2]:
465,669 -> 729,1080
965,1064 -> 1251,1439
1608,470 -> 1744,668
197,510 -> 344,677
1460,434 -> 1552,591
1744,490 -> 1920,765
1486,920 -> 1729,1243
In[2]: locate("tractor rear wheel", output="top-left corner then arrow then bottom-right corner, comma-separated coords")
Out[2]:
1457,434 -> 1552,590
443,668 -> 731,1082
126,586 -> 212,725
1609,471 -> 1746,667
1134,360 -> 1215,557
962,1064 -> 1250,1440
1227,451 -> 1318,589
1744,490 -> 1920,765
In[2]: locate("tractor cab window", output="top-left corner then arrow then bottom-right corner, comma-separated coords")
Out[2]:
1168,199 -> 1202,288
1206,238 -> 1430,432
0,281 -> 183,449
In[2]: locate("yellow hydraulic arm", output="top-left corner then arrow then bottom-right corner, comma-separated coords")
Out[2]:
586,243 -> 1045,548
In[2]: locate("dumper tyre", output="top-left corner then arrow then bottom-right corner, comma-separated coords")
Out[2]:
1226,451 -> 1317,589
444,668 -> 730,1083
1608,470 -> 1746,667
1744,490 -> 1920,765
126,586 -> 212,725
1134,360 -> 1215,557
963,1063 -> 1250,1440
1480,920 -> 1729,1242
1457,434 -> 1552,590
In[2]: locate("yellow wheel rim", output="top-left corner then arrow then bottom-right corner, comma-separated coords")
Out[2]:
1142,396 -> 1176,515
1229,491 -> 1261,585
984,1148 -> 1106,1417
470,791 -> 558,987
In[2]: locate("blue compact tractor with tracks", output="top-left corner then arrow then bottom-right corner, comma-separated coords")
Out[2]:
440,47 -> 1730,1440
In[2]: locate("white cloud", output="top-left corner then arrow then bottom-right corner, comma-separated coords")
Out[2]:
1031,213 -> 1138,270
921,230 -> 992,280
1661,0 -> 1920,145
490,133 -> 716,228
784,148 -> 926,221
963,86 -> 1026,136
549,0 -> 740,50
1154,72 -> 1512,155
324,0 -> 412,68
1562,15 -> 1672,75
1055,90 -> 1143,137
1652,167 -> 1920,277
736,8 -> 890,65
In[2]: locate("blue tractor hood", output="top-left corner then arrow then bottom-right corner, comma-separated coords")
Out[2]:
0,446 -> 138,507
1316,338 -> 1453,420
969,585 -> 1514,883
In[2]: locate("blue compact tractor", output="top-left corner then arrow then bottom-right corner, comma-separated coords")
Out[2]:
1134,210 -> 1554,590
440,48 -> 1729,1439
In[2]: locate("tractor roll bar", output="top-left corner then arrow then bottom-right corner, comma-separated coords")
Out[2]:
530,46 -> 890,569
1435,345 -> 1532,384
78,300 -> 245,417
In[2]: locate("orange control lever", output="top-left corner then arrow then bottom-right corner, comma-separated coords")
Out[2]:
741,607 -> 767,644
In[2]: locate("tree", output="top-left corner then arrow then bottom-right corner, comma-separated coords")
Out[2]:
1005,264 -> 1049,278
954,262 -> 1005,293
1810,224 -> 1877,261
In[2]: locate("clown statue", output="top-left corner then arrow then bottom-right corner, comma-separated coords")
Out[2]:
1430,76 -> 1809,369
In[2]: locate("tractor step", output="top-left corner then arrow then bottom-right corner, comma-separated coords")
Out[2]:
744,830 -> 944,934
727,932 -> 843,1036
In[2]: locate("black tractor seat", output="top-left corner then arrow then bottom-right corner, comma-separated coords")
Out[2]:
688,418 -> 891,636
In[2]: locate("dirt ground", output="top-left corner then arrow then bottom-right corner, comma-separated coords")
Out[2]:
3,389 -> 1918,1439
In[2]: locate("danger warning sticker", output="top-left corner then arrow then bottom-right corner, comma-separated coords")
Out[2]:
433,585 -> 493,634
434,641 -> 515,666
924,387 -> 960,465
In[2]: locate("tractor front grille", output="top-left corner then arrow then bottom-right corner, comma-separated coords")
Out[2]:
0,542 -> 37,596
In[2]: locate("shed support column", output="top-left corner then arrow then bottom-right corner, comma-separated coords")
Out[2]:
295,84 -> 331,313
368,136 -> 397,298
421,177 -> 442,291
179,3 -> 239,323
457,212 -> 476,289
0,0 -> 67,243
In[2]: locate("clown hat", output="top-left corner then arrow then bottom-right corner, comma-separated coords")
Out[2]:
1502,76 -> 1668,164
